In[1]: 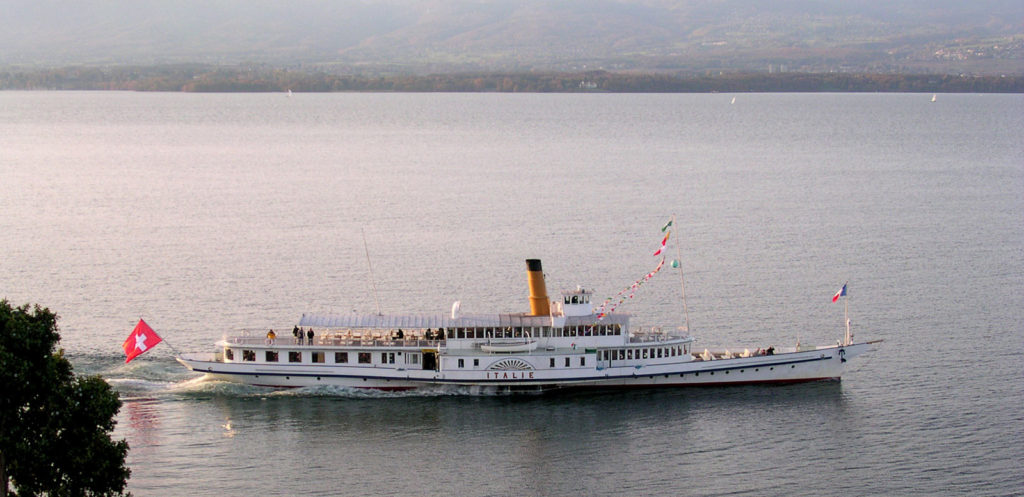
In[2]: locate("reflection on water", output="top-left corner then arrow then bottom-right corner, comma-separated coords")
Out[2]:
124,398 -> 162,453
117,378 -> 853,496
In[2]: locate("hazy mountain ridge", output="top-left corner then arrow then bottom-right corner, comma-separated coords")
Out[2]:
2,0 -> 1021,74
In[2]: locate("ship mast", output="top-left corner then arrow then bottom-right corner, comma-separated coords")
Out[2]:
362,228 -> 383,315
671,214 -> 691,334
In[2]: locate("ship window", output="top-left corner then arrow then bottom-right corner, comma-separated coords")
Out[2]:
242,350 -> 255,361
550,357 -> 556,367
580,357 -> 586,366
642,349 -> 648,359
381,353 -> 395,364
312,352 -> 325,363
265,351 -> 279,362
408,353 -> 420,365
225,348 -> 234,360
289,351 -> 302,363
358,352 -> 371,364
458,359 -> 465,368
473,359 -> 479,367
335,352 -> 349,364
565,357 -> 570,367
627,350 -> 633,360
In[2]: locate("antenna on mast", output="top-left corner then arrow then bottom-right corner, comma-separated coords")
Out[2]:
361,227 -> 383,315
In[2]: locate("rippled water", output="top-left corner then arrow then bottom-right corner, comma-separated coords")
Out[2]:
1,92 -> 1022,496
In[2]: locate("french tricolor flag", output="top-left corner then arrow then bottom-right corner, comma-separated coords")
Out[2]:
832,283 -> 848,303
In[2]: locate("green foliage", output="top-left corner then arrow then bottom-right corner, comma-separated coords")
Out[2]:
0,300 -> 130,497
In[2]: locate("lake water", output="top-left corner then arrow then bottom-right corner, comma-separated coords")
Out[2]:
1,91 -> 1022,496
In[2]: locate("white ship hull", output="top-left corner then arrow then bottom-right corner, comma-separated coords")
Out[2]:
177,342 -> 870,391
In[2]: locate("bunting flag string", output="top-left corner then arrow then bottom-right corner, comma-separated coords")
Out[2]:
596,257 -> 666,319
597,219 -> 674,320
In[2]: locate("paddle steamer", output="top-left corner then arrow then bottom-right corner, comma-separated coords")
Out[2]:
177,259 -> 875,391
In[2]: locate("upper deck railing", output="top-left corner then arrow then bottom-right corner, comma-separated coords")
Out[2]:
224,326 -> 690,349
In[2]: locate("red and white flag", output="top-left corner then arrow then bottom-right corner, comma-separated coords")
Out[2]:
122,319 -> 163,363
652,232 -> 670,256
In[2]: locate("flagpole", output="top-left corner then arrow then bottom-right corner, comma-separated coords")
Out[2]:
361,227 -> 383,315
143,318 -> 183,356
671,214 -> 691,334
844,291 -> 851,346
161,335 -> 183,357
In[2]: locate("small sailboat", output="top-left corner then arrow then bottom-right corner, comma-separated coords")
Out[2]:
730,96 -> 736,104
931,93 -> 936,102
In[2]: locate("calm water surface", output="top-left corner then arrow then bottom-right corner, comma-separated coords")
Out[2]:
1,92 -> 1022,496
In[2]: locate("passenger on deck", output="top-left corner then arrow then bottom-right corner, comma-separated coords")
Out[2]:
307,328 -> 314,345
293,326 -> 300,344
426,329 -> 434,340
766,346 -> 775,355
267,330 -> 276,341
396,329 -> 404,340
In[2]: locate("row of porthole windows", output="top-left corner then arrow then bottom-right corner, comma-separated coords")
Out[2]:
450,324 -> 623,339
549,357 -> 585,368
600,345 -> 688,362
680,364 -> 796,377
229,349 -> 420,366
453,357 -> 587,369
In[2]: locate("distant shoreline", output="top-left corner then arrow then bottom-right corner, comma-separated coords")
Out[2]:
2,67 -> 1022,93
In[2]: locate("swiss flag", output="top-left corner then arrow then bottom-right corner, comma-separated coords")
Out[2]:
122,319 -> 163,363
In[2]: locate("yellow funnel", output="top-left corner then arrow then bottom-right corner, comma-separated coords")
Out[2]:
525,259 -> 551,316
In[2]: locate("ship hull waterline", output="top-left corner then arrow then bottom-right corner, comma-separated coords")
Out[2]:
176,342 -> 869,392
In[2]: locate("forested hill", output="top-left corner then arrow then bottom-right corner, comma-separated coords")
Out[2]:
1,0 -> 1022,75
